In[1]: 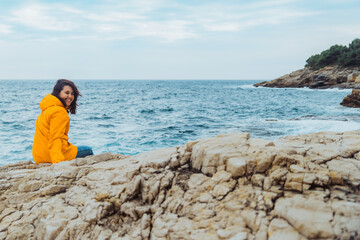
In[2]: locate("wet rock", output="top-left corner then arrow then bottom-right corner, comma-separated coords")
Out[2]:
341,89 -> 360,108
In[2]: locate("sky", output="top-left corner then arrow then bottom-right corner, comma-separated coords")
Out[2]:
0,0 -> 359,80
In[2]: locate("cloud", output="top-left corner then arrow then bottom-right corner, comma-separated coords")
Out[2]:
198,5 -> 319,32
0,24 -> 12,34
242,0 -> 300,9
321,25 -> 360,37
323,0 -> 358,3
85,12 -> 143,22
92,20 -> 196,42
0,0 -> 324,42
83,4 -> 196,42
10,4 -> 77,31
131,20 -> 196,42
94,24 -> 123,33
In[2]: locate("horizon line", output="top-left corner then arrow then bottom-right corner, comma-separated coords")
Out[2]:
0,78 -> 269,81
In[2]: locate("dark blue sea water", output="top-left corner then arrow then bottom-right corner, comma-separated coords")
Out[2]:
1,80 -> 360,165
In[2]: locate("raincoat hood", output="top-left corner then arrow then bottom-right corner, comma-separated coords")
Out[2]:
39,94 -> 65,111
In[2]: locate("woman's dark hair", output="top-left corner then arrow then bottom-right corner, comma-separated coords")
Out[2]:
51,79 -> 81,114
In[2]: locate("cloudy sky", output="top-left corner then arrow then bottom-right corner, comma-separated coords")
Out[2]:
0,0 -> 359,80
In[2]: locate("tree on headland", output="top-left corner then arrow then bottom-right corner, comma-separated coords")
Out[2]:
305,38 -> 360,70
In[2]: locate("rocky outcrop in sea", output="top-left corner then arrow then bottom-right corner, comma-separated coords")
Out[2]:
1,132 -> 360,239
341,89 -> 360,108
254,66 -> 360,89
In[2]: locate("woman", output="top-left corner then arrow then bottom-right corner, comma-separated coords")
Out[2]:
32,79 -> 93,164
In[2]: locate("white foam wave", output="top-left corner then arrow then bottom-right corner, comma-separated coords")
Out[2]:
223,84 -> 257,90
297,87 -> 352,93
278,119 -> 360,135
256,86 -> 352,93
240,85 -> 257,89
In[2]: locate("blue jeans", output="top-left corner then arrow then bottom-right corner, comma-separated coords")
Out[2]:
76,146 -> 94,158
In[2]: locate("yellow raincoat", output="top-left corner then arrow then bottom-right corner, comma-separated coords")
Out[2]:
32,94 -> 78,164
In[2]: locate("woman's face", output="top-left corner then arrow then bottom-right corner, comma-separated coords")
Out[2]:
59,85 -> 74,107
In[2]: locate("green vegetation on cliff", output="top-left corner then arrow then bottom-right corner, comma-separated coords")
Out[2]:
305,38 -> 360,70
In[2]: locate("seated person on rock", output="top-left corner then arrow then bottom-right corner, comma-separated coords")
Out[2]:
32,79 -> 94,164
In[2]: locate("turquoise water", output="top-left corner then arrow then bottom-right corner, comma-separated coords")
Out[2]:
1,80 -> 359,165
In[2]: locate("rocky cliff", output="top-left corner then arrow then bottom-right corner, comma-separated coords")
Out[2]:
1,132 -> 360,240
254,66 -> 360,89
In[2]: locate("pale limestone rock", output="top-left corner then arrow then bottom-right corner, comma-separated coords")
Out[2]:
263,192 -> 277,210
226,157 -> 247,177
263,177 -> 272,190
0,202 -> 5,214
82,199 -> 105,223
199,192 -> 213,203
40,185 -> 67,196
0,211 -> 23,232
169,156 -> 180,168
6,219 -> 35,240
348,73 -> 357,82
290,164 -> 306,173
189,132 -> 250,175
211,171 -> 232,183
240,210 -> 260,232
140,213 -> 151,239
17,180 -> 43,192
268,218 -> 306,240
253,148 -> 276,173
217,229 -> 233,239
284,173 -> 304,192
135,147 -> 177,169
327,158 -> 360,187
0,208 -> 15,222
97,229 -> 113,240
230,232 -> 248,240
331,200 -> 360,239
274,195 -> 334,238
188,173 -> 209,189
1,131 -> 359,239
211,180 -> 236,200
251,174 -> 265,188
269,168 -> 288,182
355,74 -> 360,83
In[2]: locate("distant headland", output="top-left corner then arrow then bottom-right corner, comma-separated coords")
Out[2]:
254,38 -> 360,89
254,39 -> 360,107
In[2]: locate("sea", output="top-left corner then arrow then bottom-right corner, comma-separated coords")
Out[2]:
1,80 -> 360,166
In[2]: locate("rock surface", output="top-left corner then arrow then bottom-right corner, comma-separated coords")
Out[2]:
254,66 -> 360,89
341,89 -> 360,108
1,131 -> 360,239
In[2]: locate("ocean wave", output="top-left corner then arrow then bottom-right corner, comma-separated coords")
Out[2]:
85,114 -> 113,120
1,120 -> 16,125
179,130 -> 195,134
140,109 -> 155,114
160,107 -> 174,112
298,87 -> 352,93
289,115 -> 360,122
277,119 -> 360,135
98,124 -> 116,128
239,84 -> 257,89
223,84 -> 257,90
255,86 -> 352,93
